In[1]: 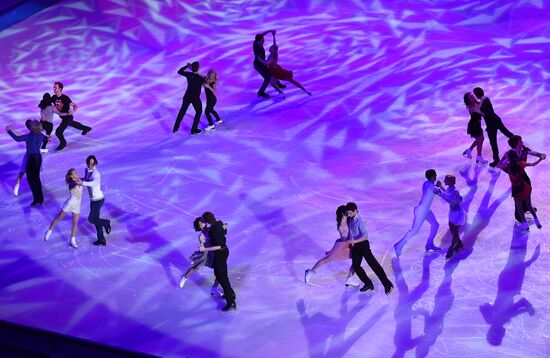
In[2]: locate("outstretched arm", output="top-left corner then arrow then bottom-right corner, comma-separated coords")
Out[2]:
527,148 -> 546,160
6,126 -> 27,142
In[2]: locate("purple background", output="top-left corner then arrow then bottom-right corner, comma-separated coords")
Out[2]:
0,0 -> 549,357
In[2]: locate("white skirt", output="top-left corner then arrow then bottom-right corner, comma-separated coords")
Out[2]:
62,198 -> 82,214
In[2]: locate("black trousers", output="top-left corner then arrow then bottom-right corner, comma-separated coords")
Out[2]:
205,97 -> 221,126
41,121 -> 53,149
486,121 -> 514,162
55,115 -> 91,146
89,198 -> 110,241
254,63 -> 271,95
26,154 -> 43,203
173,96 -> 202,133
213,248 -> 235,303
351,240 -> 391,287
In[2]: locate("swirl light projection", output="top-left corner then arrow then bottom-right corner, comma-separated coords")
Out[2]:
0,1 -> 549,357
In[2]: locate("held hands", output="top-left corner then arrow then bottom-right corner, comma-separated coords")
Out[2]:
5,125 -> 11,132
223,223 -> 228,230
435,180 -> 442,187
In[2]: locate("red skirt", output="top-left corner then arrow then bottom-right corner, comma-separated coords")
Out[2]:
325,239 -> 352,260
269,64 -> 293,81
512,183 -> 532,199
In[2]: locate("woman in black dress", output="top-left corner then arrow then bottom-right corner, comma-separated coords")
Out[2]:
462,92 -> 488,164
203,69 -> 223,131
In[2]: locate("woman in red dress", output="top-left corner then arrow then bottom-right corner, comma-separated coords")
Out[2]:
500,150 -> 544,230
304,205 -> 356,286
266,39 -> 311,97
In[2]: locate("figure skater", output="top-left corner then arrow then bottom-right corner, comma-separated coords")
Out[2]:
304,205 -> 356,286
38,93 -> 55,153
435,175 -> 465,259
44,169 -> 83,248
202,211 -> 236,312
498,150 -> 543,230
203,69 -> 223,131
6,120 -> 48,206
173,62 -> 205,135
394,169 -> 440,257
473,87 -> 514,167
346,202 -> 394,294
462,92 -> 488,164
178,217 -> 223,296
266,38 -> 311,97
502,135 -> 546,224
12,119 -> 33,196
51,82 -> 92,151
253,29 -> 286,98
81,155 -> 112,246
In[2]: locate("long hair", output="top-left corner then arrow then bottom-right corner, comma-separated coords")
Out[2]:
193,217 -> 206,232
508,150 -> 520,174
207,69 -> 219,87
202,211 -> 216,224
463,92 -> 471,107
336,205 -> 347,229
38,93 -> 51,109
65,168 -> 78,188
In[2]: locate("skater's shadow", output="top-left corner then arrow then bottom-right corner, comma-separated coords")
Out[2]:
413,258 -> 460,358
479,229 -> 539,346
454,168 -> 509,260
239,192 -> 323,278
297,292 -> 387,358
103,202 -> 188,287
391,254 -> 438,358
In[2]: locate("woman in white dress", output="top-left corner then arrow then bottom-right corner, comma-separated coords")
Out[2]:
435,174 -> 465,259
44,168 -> 83,248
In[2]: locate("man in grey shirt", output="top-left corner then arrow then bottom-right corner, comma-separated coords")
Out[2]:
346,202 -> 393,294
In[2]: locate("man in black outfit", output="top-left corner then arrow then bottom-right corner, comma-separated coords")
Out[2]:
173,62 -> 204,135
253,29 -> 285,98
202,211 -> 236,311
51,82 -> 92,151
473,87 -> 514,167
346,202 -> 393,295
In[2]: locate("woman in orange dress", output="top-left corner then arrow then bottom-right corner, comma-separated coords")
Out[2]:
305,205 -> 356,286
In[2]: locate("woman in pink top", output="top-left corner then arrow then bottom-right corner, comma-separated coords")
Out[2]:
305,205 -> 356,286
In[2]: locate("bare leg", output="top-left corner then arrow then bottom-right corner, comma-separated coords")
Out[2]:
184,266 -> 198,278
49,210 -> 67,231
514,196 -> 526,222
525,196 -> 537,220
346,266 -> 355,278
288,78 -> 311,95
270,78 -> 285,96
311,256 -> 333,272
212,278 -> 220,288
71,213 -> 79,238
476,134 -> 484,156
469,139 -> 477,151
16,172 -> 24,185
